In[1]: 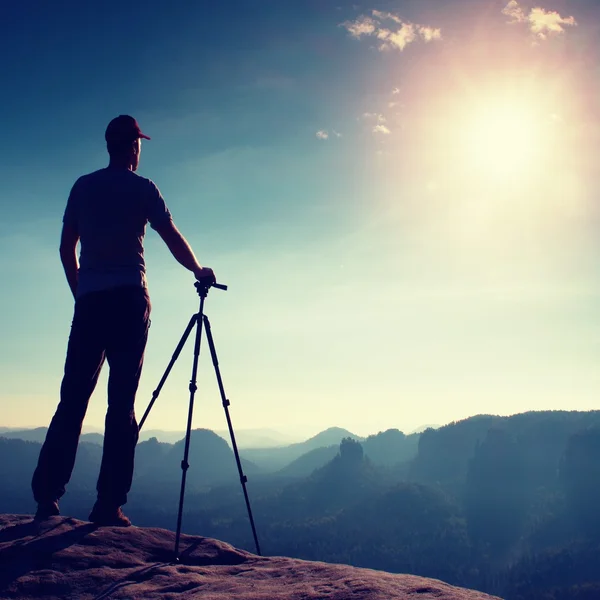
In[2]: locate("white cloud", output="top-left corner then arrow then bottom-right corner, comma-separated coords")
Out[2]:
342,10 -> 441,52
529,7 -> 577,38
372,10 -> 403,25
502,0 -> 526,23
316,130 -> 342,140
379,24 -> 417,51
392,87 -> 400,95
373,124 -> 391,135
502,1 -> 577,39
362,112 -> 386,123
418,26 -> 442,42
343,15 -> 377,38
361,113 -> 391,134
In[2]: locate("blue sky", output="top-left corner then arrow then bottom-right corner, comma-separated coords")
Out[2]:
1,0 -> 600,439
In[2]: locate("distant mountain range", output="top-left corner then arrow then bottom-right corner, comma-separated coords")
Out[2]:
214,428 -> 298,448
0,424 -> 421,489
410,424 -> 440,434
0,426 -> 307,448
239,427 -> 363,472
0,427 -> 103,445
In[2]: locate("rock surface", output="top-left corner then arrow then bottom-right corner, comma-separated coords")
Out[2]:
0,514 -> 502,600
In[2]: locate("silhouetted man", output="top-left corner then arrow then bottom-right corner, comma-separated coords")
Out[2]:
32,115 -> 215,526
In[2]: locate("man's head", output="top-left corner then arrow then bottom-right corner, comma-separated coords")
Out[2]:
105,115 -> 150,171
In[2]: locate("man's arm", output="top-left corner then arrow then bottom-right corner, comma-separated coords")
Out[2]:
153,219 -> 215,282
59,223 -> 79,299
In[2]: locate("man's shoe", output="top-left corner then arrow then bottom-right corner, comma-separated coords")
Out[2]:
89,503 -> 131,527
35,500 -> 60,520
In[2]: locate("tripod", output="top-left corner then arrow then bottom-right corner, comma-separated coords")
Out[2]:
138,280 -> 261,560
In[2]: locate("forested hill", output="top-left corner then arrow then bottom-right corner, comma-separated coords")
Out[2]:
409,410 -> 600,494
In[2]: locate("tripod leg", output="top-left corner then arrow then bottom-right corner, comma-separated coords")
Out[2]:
138,314 -> 198,432
203,314 -> 262,556
174,296 -> 206,561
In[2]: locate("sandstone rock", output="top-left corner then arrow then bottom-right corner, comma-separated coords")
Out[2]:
0,514 -> 502,600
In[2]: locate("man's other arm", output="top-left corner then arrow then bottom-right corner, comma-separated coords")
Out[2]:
59,223 -> 79,299
153,219 -> 215,282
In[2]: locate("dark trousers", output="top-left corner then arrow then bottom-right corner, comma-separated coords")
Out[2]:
32,285 -> 151,508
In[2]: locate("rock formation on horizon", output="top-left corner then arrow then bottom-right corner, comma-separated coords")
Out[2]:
0,514 -> 502,599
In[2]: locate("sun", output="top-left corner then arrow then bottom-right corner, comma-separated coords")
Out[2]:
405,76 -> 565,193
393,74 -> 574,242
460,103 -> 543,177
456,89 -> 554,182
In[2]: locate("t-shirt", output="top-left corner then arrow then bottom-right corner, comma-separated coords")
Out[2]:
63,167 -> 172,299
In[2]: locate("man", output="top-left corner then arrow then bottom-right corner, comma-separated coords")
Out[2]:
32,115 -> 216,526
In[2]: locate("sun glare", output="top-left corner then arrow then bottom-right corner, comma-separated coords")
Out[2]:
394,75 -> 579,244
459,99 -> 547,179
408,76 -> 567,195
445,77 -> 567,189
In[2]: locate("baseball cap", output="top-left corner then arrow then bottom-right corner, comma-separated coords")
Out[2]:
105,115 -> 151,143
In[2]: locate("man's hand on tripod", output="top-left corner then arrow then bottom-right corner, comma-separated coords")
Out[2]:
194,266 -> 216,286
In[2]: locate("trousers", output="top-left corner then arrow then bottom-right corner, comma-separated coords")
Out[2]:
32,284 -> 151,508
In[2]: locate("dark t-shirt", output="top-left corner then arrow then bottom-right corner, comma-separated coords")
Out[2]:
63,167 -> 172,299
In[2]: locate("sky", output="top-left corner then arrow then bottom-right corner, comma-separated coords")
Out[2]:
1,0 -> 600,440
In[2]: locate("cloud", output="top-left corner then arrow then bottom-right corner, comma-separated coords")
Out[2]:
502,1 -> 577,39
418,26 -> 442,43
378,23 -> 417,51
529,7 -> 577,38
502,0 -> 526,23
362,112 -> 386,123
372,10 -> 403,25
361,113 -> 391,134
344,15 -> 377,38
363,112 -> 385,122
316,130 -> 342,140
342,10 -> 441,52
392,87 -> 400,95
373,124 -> 391,135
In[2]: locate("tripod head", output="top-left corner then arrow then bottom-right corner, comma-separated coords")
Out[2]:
194,279 -> 227,298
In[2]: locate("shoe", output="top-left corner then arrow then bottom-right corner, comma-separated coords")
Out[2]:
89,503 -> 131,527
35,500 -> 60,520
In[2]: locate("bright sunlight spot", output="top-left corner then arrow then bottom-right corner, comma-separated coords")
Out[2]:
395,75 -> 575,246
446,74 -> 568,188
458,99 -> 547,180
407,76 -> 568,194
